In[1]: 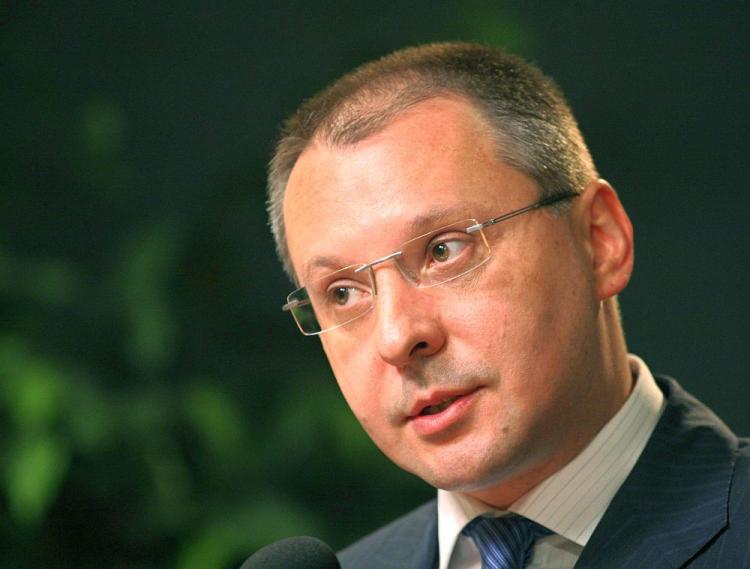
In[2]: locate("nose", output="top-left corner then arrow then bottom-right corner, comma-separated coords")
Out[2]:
372,267 -> 446,368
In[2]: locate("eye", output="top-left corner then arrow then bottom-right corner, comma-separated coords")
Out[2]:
331,286 -> 350,305
325,282 -> 370,308
429,238 -> 468,264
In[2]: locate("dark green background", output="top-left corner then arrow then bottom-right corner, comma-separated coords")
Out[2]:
2,2 -> 748,568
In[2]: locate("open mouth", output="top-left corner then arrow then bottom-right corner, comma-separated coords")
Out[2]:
420,396 -> 460,416
408,388 -> 480,436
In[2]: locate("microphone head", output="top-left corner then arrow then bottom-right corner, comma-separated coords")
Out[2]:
240,536 -> 340,569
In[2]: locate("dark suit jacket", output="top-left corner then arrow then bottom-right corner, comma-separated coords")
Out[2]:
338,377 -> 750,568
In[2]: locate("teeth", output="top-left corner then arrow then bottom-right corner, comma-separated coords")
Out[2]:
421,396 -> 458,416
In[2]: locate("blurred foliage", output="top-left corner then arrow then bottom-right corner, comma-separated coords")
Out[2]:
0,2 -> 526,567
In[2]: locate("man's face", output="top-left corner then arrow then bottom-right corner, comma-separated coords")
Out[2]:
283,97 -> 610,503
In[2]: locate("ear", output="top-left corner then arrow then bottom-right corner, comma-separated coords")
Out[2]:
579,179 -> 634,300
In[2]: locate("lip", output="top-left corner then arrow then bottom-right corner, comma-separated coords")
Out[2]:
407,387 -> 481,437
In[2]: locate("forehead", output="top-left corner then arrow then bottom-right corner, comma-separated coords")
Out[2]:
283,97 -> 538,281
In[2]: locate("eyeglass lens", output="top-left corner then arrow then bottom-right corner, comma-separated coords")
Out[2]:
286,219 -> 490,335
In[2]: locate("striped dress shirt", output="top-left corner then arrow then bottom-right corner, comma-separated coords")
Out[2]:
438,355 -> 665,569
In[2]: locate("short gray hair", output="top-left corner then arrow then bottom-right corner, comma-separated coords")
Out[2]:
268,42 -> 597,280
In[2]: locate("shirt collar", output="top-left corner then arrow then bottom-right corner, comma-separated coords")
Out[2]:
437,355 -> 665,569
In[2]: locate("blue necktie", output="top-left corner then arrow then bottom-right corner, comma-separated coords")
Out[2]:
462,514 -> 552,569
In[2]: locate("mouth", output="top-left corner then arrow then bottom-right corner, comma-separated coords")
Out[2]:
407,387 -> 481,437
408,387 -> 480,419
419,396 -> 461,416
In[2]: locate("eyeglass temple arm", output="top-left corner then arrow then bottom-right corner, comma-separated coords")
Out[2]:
281,298 -> 310,312
465,192 -> 579,234
282,192 -> 579,310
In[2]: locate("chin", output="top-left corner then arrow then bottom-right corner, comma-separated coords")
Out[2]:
434,472 -> 501,494
409,443 -> 534,497
411,457 -> 508,494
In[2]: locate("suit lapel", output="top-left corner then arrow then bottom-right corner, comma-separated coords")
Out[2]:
410,506 -> 439,569
574,377 -> 738,569
338,499 -> 438,569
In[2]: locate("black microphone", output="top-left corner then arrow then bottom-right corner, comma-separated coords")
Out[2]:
239,536 -> 341,569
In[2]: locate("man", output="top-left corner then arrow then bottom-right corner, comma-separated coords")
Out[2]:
266,43 -> 749,568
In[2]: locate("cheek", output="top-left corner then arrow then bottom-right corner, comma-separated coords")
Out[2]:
443,241 -> 593,385
321,336 -> 386,421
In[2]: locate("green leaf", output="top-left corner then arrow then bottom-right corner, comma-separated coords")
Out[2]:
176,498 -> 320,569
117,223 -> 183,373
0,349 -> 66,430
4,433 -> 70,527
182,380 -> 247,463
81,99 -> 126,161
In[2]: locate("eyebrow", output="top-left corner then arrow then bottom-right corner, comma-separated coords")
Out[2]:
300,204 -> 483,284
404,205 -> 477,234
302,255 -> 352,284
